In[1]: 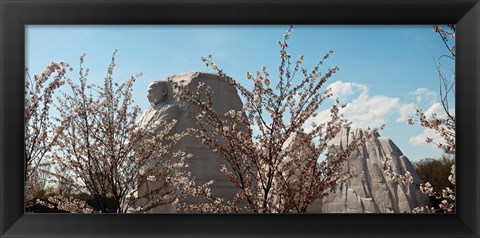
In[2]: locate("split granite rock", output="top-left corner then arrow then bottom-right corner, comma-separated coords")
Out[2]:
308,127 -> 430,213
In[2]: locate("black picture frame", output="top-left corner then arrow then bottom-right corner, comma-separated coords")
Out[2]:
1,0 -> 479,237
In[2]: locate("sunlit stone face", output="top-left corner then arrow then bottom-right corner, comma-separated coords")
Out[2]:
147,81 -> 167,106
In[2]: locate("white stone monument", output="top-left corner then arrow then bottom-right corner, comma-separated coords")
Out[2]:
307,127 -> 430,213
136,80 -> 180,213
137,72 -> 429,213
137,72 -> 244,212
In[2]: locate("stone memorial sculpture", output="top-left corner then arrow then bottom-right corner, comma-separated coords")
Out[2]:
137,72 -> 245,212
307,127 -> 430,213
136,80 -> 180,213
138,80 -> 180,134
137,72 -> 428,213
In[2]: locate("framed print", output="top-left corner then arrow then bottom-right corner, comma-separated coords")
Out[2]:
1,0 -> 479,237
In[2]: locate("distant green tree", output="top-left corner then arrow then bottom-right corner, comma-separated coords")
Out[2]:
37,186 -> 57,202
414,155 -> 455,193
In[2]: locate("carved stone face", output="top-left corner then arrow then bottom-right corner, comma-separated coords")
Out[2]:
147,81 -> 167,106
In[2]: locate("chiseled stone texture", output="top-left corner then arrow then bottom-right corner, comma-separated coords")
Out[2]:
151,72 -> 244,211
309,127 -> 430,213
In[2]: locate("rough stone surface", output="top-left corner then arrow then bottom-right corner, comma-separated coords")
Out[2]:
308,127 -> 430,213
139,72 -> 429,213
138,72 -> 244,212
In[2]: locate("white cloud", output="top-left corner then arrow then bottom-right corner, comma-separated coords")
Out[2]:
305,82 -> 454,135
327,80 -> 368,100
397,103 -> 416,123
342,93 -> 399,128
303,109 -> 331,133
408,88 -> 437,104
308,80 -> 400,129
409,128 -> 444,146
424,102 -> 446,118
408,102 -> 455,147
396,89 -> 454,124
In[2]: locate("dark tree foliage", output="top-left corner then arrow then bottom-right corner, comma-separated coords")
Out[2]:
414,155 -> 455,193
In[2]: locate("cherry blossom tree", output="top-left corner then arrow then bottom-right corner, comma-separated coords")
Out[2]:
24,62 -> 67,204
172,26 -> 377,213
33,195 -> 95,213
383,157 -> 456,214
51,51 -> 199,213
408,25 -> 455,155
398,25 -> 456,213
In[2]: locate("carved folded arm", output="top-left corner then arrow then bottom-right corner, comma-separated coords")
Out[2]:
148,105 -> 180,136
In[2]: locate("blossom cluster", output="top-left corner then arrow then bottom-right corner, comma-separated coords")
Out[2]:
171,26 -> 376,213
382,157 -> 414,186
25,51 -> 208,213
417,164 -> 455,213
383,155 -> 455,213
25,62 -> 68,202
408,25 -> 455,156
433,25 -> 455,57
35,196 -> 95,213
408,25 -> 456,214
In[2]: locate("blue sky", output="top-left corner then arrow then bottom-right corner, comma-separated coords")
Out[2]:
26,25 -> 454,162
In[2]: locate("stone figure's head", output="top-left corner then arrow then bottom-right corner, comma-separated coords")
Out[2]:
147,80 -> 168,106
